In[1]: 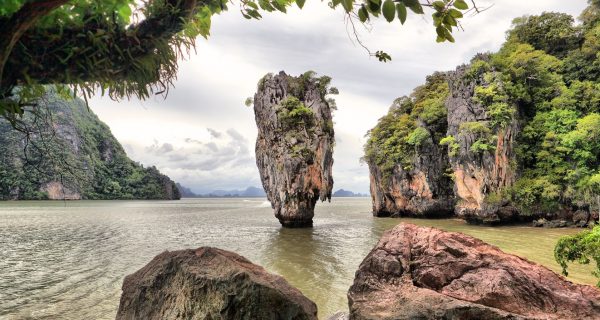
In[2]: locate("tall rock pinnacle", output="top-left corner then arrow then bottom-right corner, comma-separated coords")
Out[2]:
253,71 -> 335,228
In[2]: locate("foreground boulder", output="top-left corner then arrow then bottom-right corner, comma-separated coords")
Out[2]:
116,247 -> 317,320
253,71 -> 335,227
348,223 -> 600,320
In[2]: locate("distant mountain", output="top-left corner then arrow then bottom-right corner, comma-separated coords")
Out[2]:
176,185 -> 266,198
333,189 -> 369,197
176,183 -> 197,198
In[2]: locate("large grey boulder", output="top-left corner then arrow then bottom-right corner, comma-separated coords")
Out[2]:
116,247 -> 318,320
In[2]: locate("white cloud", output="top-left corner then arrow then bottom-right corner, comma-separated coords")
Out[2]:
89,0 -> 589,194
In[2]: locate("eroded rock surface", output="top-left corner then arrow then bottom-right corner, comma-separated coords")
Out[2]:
116,247 -> 318,320
367,74 -> 455,219
446,58 -> 520,224
348,223 -> 600,320
253,71 -> 335,227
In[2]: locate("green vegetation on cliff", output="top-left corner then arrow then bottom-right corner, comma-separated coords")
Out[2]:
365,1 -> 600,216
0,90 -> 180,200
364,72 -> 449,182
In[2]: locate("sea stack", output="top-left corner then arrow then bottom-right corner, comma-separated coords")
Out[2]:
253,71 -> 335,228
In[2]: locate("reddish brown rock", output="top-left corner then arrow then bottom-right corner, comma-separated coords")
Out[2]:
348,223 -> 600,320
116,247 -> 317,320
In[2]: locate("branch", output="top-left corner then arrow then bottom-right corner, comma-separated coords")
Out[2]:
0,0 -> 69,90
2,0 -> 203,89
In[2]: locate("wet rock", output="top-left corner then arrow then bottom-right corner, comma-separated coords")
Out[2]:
573,210 -> 591,227
253,71 -> 335,227
116,247 -> 318,320
532,218 -> 546,227
348,223 -> 600,320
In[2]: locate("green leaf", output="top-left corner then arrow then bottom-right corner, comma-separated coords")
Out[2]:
117,5 -> 132,23
443,27 -> 455,42
403,0 -> 423,14
432,12 -> 442,27
453,0 -> 468,10
396,3 -> 407,24
382,0 -> 396,22
368,0 -> 381,15
436,26 -> 446,39
332,0 -> 342,7
341,0 -> 353,12
448,8 -> 463,18
296,0 -> 306,9
432,1 -> 445,11
358,5 -> 369,22
272,0 -> 287,12
444,14 -> 457,26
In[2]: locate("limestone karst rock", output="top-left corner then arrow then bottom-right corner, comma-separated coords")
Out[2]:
116,247 -> 318,320
253,71 -> 335,227
0,88 -> 180,200
445,56 -> 520,224
348,223 -> 600,320
367,74 -> 455,218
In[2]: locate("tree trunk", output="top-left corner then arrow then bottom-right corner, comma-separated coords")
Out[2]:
597,194 -> 599,224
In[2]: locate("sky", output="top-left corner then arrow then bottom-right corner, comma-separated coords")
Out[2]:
89,0 -> 589,194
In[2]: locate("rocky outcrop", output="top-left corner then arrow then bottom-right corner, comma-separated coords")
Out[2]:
116,247 -> 318,320
366,57 -> 525,224
253,71 -> 335,227
0,88 -> 180,200
369,119 -> 455,218
348,223 -> 600,320
446,58 -> 520,224
367,75 -> 455,219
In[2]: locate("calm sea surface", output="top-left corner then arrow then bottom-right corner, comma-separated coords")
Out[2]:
0,198 -> 595,319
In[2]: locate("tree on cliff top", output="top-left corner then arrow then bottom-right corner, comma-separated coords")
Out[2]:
0,0 -> 481,122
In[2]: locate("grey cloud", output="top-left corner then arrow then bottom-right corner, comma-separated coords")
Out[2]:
207,128 -> 223,138
205,142 -> 219,152
168,153 -> 189,162
145,142 -> 174,155
185,138 -> 202,144
226,128 -> 246,142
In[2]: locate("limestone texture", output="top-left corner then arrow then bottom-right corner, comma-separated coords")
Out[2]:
253,71 -> 335,227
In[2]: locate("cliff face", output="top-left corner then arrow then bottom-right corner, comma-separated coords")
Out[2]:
368,118 -> 455,218
446,60 -> 520,224
366,62 -> 522,224
0,89 -> 180,200
253,71 -> 335,227
366,74 -> 455,218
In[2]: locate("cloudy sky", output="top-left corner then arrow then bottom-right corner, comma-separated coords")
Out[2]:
90,0 -> 588,194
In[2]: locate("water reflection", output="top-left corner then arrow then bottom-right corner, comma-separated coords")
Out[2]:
261,226 -> 346,317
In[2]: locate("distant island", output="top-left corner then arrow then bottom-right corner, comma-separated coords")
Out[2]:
177,185 -> 267,198
332,189 -> 369,197
177,185 -> 368,198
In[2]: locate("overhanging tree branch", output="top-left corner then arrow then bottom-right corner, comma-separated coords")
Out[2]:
0,0 -> 69,90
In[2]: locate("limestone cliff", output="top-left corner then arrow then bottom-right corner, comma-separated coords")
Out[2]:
365,61 -> 523,224
253,71 -> 335,227
366,74 -> 455,218
445,57 -> 520,224
0,88 -> 180,200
